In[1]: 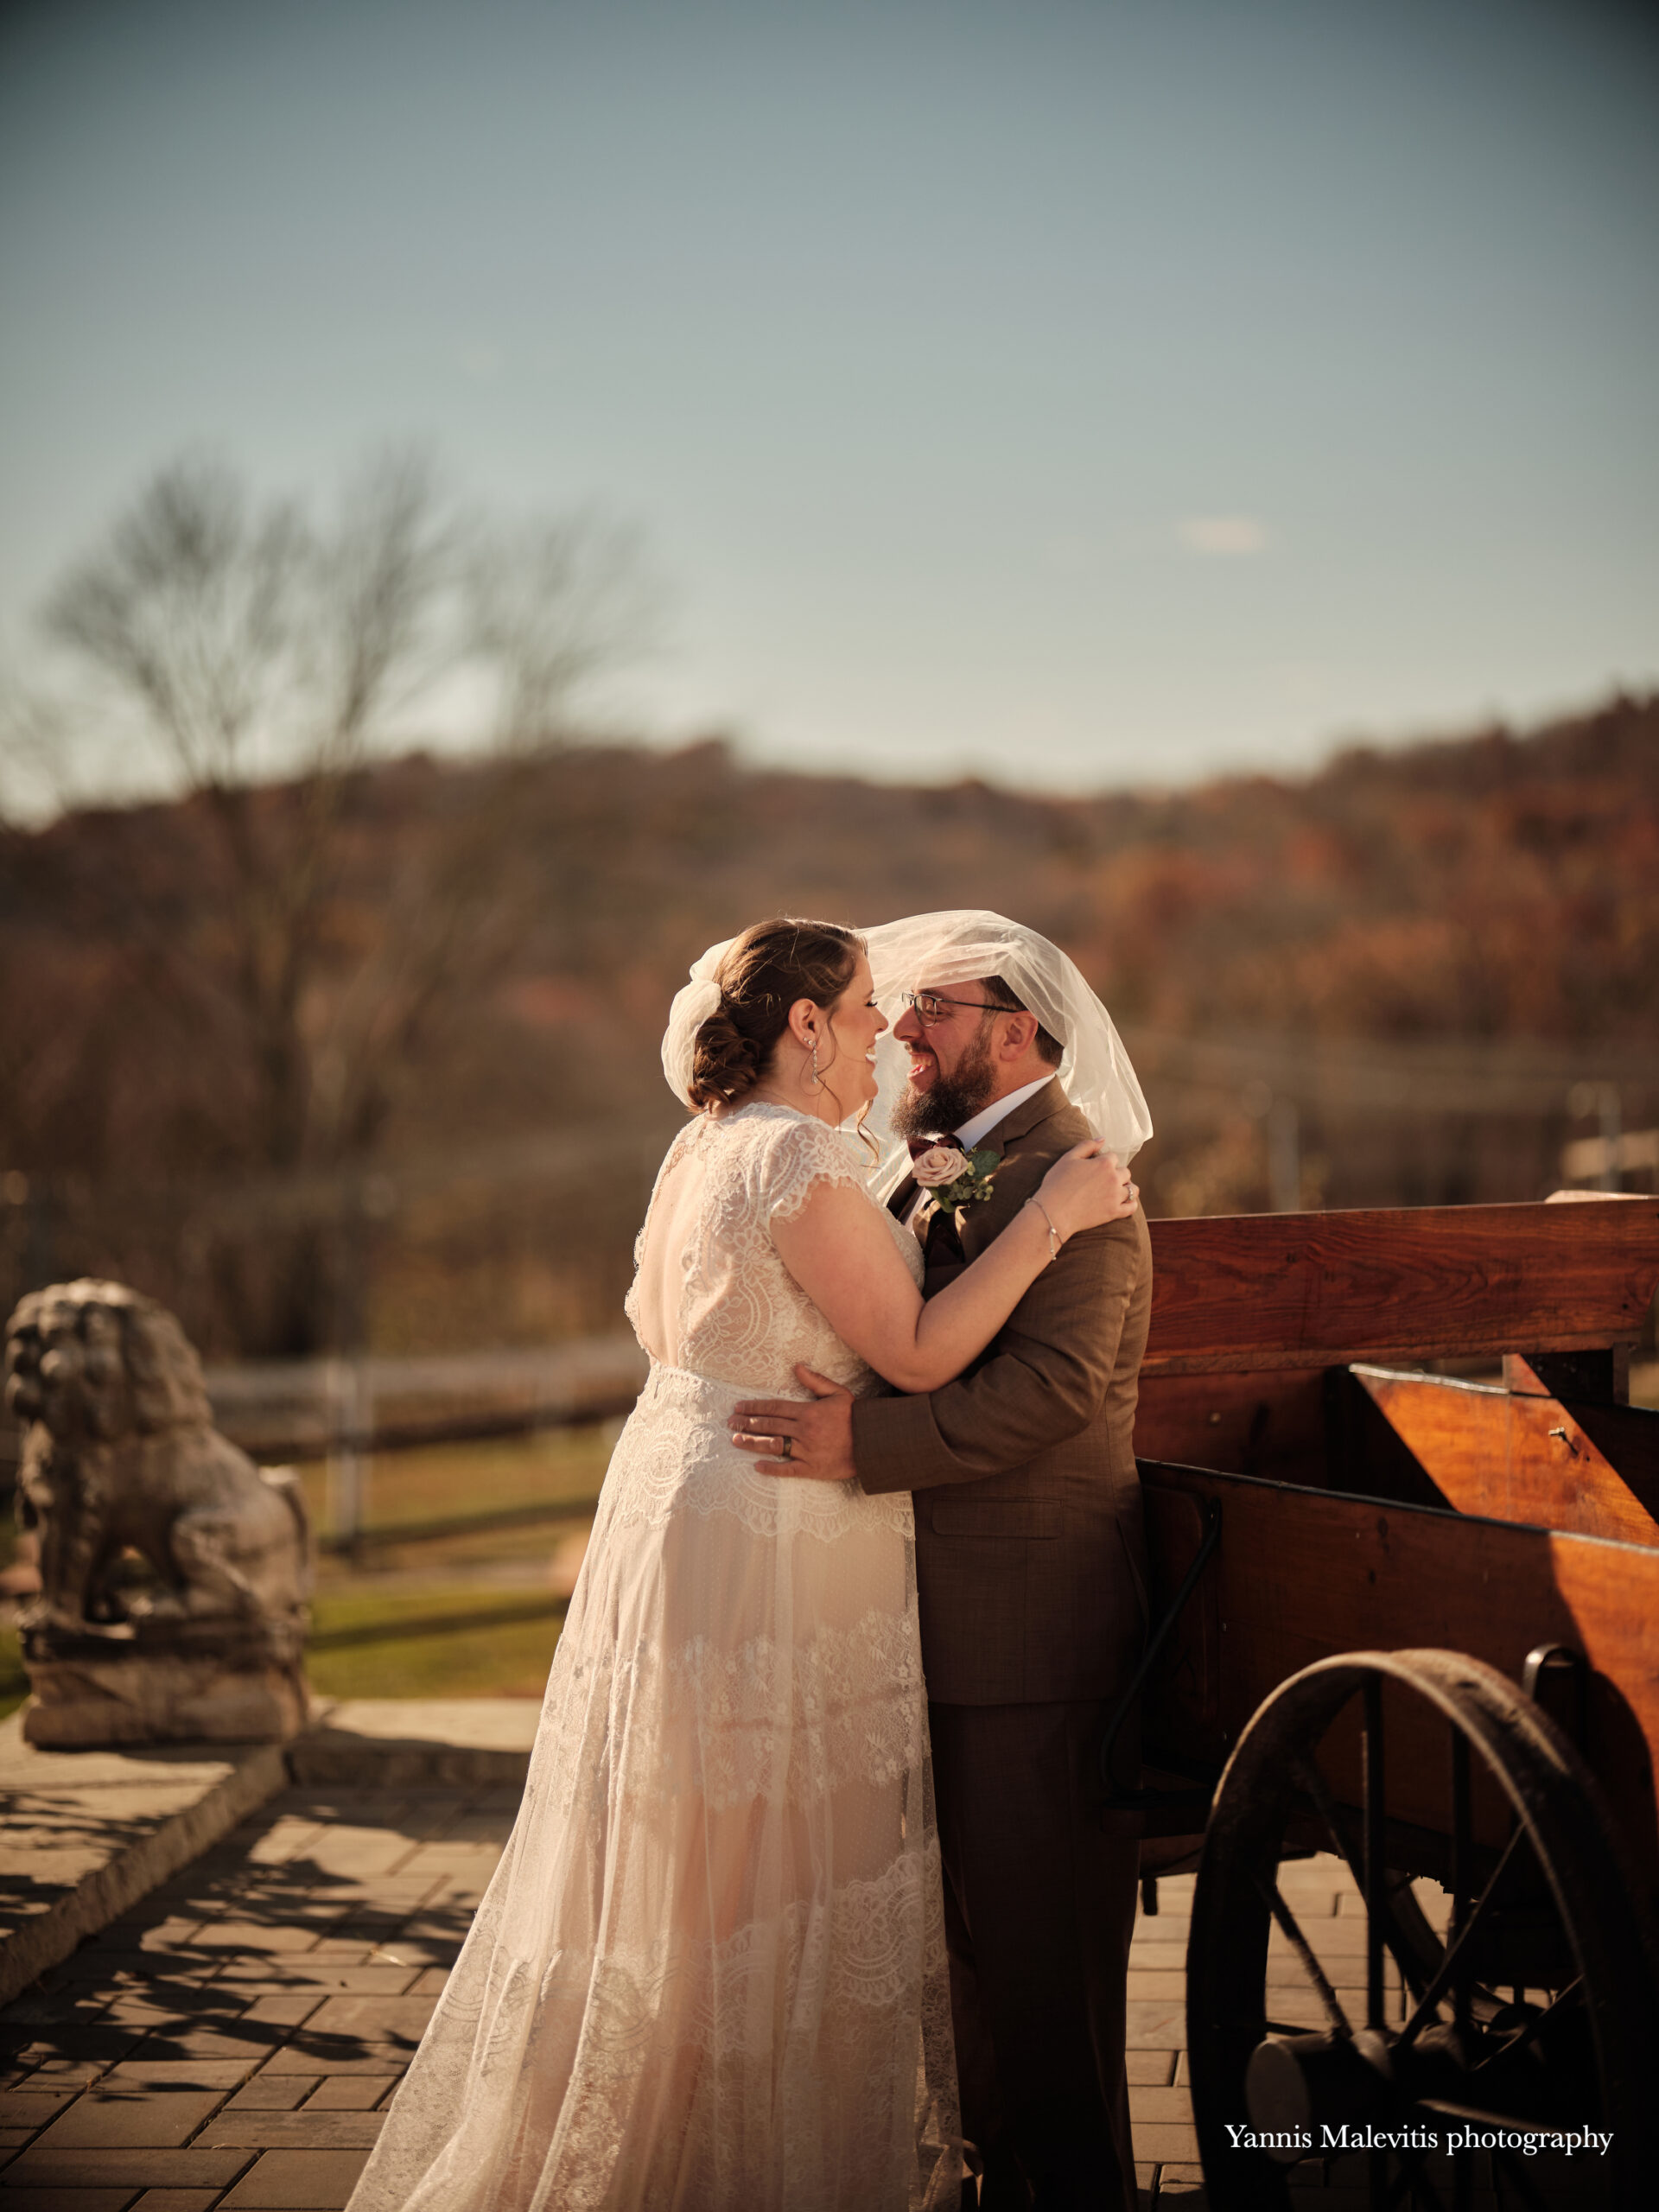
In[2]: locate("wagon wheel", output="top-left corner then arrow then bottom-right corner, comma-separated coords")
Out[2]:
1186,1649 -> 1659,2210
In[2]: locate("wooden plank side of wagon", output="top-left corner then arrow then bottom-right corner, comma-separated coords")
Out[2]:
1344,1365 -> 1659,1547
1134,1368 -> 1332,1487
1141,1196 -> 1659,1378
1136,1360 -> 1659,1536
1138,1460 -> 1659,1893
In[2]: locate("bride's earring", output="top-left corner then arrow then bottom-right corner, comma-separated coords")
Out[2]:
810,1039 -> 822,1089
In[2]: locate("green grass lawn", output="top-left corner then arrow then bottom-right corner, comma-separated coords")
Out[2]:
304,1582 -> 566,1700
299,1422 -> 615,1550
0,1625 -> 25,1721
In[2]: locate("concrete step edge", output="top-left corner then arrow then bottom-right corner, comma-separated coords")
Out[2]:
0,1736 -> 288,2007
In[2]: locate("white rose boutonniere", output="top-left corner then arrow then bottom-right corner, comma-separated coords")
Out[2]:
911,1144 -> 969,1188
912,1143 -> 1001,1231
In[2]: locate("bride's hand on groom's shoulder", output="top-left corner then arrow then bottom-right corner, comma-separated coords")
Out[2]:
1037,1142 -> 1138,1240
729,1368 -> 856,1481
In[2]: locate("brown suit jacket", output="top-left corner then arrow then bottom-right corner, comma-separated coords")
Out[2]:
851,1078 -> 1153,1706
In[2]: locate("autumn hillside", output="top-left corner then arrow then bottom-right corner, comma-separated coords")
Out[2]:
3,690 -> 1656,1357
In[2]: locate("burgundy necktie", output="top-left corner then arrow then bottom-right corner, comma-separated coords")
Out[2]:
906,1134 -> 946,1159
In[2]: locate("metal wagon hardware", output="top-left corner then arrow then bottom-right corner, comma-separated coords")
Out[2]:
1115,1196 -> 1659,2210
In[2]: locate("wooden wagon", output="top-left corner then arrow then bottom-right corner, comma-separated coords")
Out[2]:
1116,1194 -> 1659,2209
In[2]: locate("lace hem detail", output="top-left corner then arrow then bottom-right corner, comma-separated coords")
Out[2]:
352,1845 -> 960,2212
506,1844 -> 947,2040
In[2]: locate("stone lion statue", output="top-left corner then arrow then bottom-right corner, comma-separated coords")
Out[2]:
5,1279 -> 309,1643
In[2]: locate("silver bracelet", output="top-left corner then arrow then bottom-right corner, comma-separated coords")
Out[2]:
1027,1196 -> 1063,1262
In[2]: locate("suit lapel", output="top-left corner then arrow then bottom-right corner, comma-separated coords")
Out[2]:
984,1075 -> 1070,1154
956,1077 -> 1071,1262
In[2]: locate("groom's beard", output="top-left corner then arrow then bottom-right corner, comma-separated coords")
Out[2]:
892,1028 -> 998,1142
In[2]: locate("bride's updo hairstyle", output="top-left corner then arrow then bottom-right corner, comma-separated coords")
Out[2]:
687,918 -> 863,1112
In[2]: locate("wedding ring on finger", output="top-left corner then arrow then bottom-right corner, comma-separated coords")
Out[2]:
779,1435 -> 793,1461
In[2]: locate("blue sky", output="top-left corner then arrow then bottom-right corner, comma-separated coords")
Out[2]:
2,0 -> 1656,793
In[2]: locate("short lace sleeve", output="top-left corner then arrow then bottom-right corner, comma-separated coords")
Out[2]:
758,1112 -> 868,1228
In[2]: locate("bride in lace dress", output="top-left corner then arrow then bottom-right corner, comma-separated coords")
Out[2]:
346,918 -> 1136,2212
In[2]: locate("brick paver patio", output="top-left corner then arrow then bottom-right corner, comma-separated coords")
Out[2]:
0,1774 -> 1409,2209
0,1779 -> 511,2210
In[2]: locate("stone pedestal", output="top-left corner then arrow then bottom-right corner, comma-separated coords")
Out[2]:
21,1618 -> 308,1748
8,1278 -> 315,1752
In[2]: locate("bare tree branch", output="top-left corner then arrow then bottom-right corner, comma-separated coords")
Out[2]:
466,510 -> 663,755
13,448 -> 659,1349
44,457 -> 307,791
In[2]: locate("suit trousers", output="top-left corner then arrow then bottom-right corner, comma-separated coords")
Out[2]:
929,1698 -> 1140,2212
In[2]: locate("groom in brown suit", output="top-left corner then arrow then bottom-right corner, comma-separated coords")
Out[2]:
733,968 -> 1153,2212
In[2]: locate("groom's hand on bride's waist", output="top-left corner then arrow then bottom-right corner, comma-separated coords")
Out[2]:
730,1367 -> 856,1482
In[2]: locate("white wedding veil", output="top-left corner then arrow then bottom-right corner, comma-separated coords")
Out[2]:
859,907 -> 1153,1166
658,912 -> 1151,1173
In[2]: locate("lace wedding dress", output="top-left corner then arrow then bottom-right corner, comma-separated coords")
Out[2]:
347,1103 -> 962,2212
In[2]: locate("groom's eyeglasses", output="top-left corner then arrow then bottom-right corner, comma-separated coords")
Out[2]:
901,991 -> 1015,1027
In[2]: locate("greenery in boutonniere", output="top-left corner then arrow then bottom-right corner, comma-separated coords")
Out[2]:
911,1143 -> 1001,1232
